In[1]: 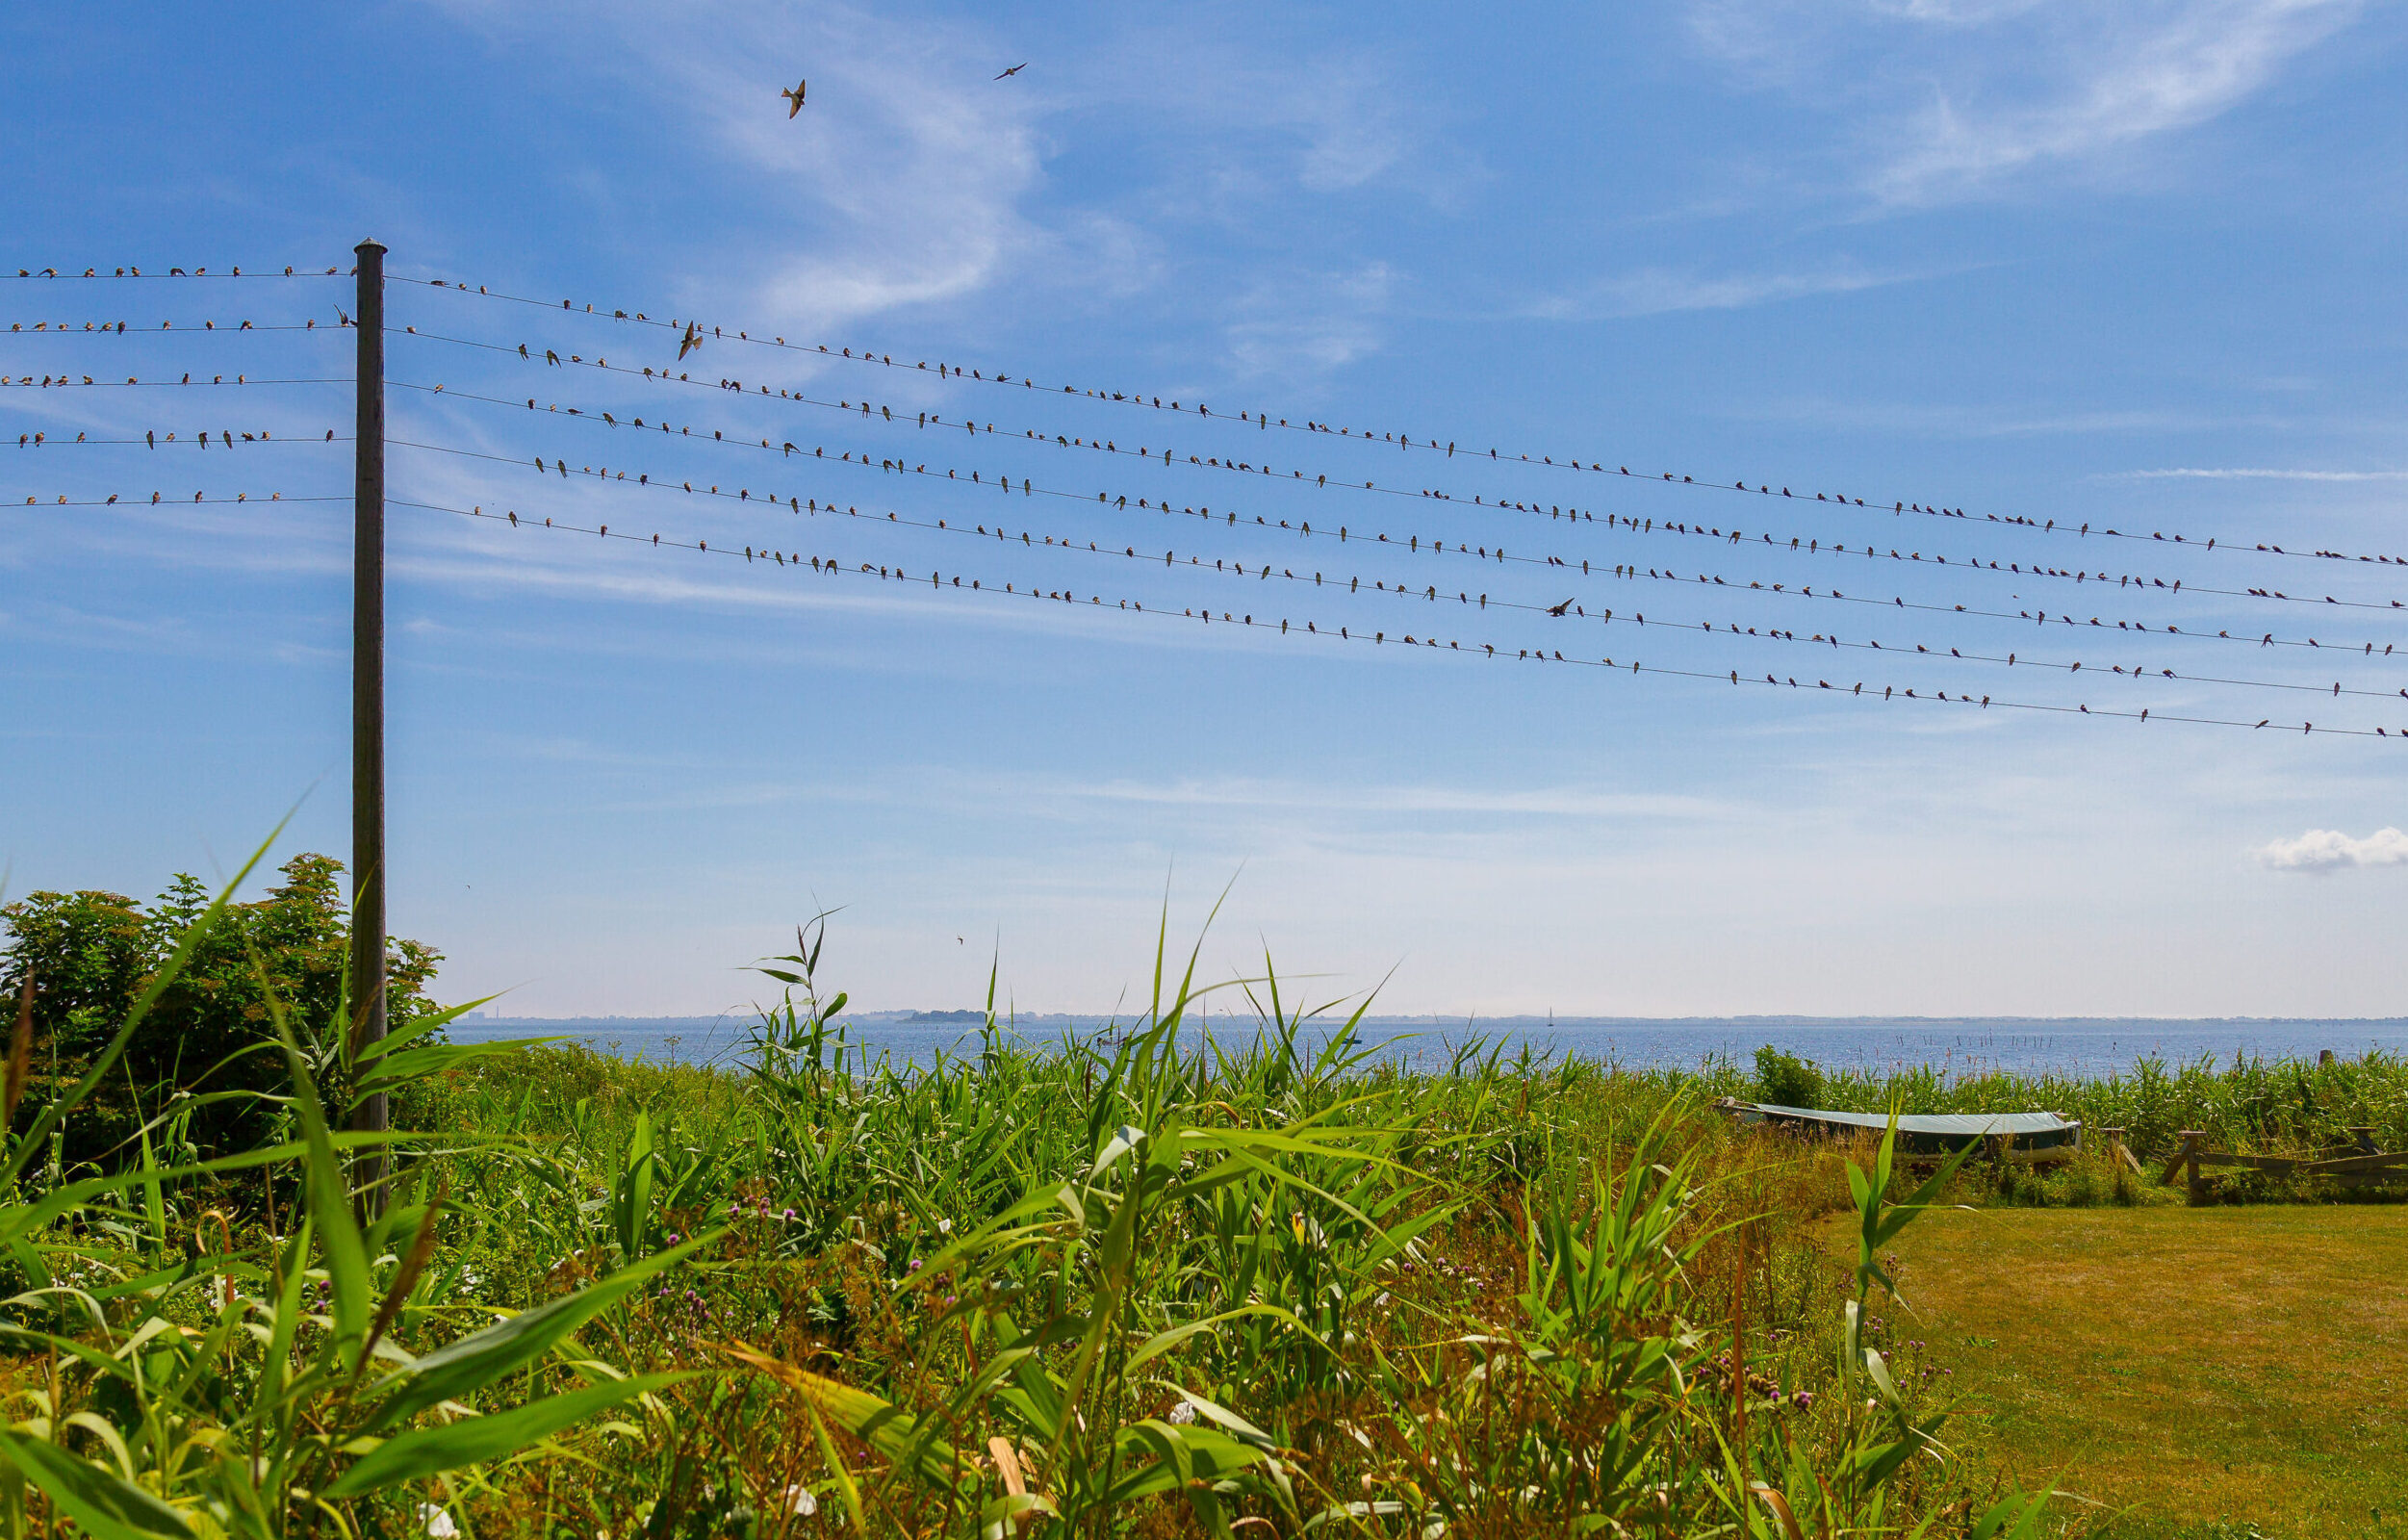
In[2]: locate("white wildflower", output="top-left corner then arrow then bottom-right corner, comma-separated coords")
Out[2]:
1168,1400 -> 1196,1424
417,1504 -> 460,1538
782,1484 -> 820,1517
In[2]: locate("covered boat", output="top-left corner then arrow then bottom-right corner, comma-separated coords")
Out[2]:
1716,1099 -> 2081,1160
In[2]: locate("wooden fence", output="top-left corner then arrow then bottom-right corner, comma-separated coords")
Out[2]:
2135,1126 -> 2407,1203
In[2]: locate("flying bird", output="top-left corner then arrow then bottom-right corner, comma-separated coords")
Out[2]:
678,321 -> 703,361
995,62 -> 1028,78
781,79 -> 807,116
1546,598 -> 1575,616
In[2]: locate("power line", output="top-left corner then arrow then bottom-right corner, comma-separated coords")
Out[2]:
391,493 -> 2408,742
374,421 -> 2408,664
3,376 -> 348,389
8,319 -> 339,334
15,430 -> 344,448
13,491 -> 335,506
28,262 -> 2395,730
384,269 -> 2402,572
380,365 -> 2408,622
382,322 -> 2408,610
12,266 -> 345,279
25,466 -> 2395,713
359,434 -> 2408,704
23,269 -> 2397,575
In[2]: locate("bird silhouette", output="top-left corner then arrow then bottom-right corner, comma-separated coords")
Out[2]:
679,321 -> 703,361
995,62 -> 1028,78
1547,598 -> 1575,616
781,79 -> 807,116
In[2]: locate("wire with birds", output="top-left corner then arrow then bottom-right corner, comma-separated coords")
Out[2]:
14,428 -> 343,449
13,346 -> 2404,676
369,344 -> 2408,621
9,490 -> 331,507
31,264 -> 2386,579
23,454 -> 2381,714
372,269 -> 2408,572
21,371 -> 2400,686
372,314 -> 2408,604
361,351 -> 2408,631
18,262 -> 2408,742
374,490 -> 2408,742
8,318 -> 344,335
340,430 -> 2408,701
1,375 -> 348,391
10,267 -> 345,280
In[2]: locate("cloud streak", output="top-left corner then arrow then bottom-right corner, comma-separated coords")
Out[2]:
2255,826 -> 2408,871
1877,0 -> 2362,200
1518,265 -> 1926,321
2127,467 -> 2408,481
1688,0 -> 2364,202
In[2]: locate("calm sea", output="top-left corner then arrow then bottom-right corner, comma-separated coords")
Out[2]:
451,1013 -> 2408,1079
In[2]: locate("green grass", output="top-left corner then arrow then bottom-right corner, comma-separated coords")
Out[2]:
7,859 -> 2399,1536
1879,1206 -> 2408,1540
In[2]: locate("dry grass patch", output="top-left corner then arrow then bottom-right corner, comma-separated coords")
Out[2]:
1879,1204 -> 2408,1539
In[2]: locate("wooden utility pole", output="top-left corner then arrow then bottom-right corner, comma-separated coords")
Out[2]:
348,239 -> 389,1182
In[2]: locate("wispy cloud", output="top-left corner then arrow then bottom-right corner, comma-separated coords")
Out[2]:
2255,826 -> 2408,871
1223,263 -> 1396,375
1062,775 -> 1729,821
1518,265 -> 1924,321
1729,398 -> 2227,437
421,0 -> 1447,366
1688,0 -> 2364,202
417,0 -> 1070,335
1878,0 -> 2362,199
2127,467 -> 2408,481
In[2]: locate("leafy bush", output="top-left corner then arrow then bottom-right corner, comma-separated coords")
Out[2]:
1755,1042 -> 1825,1108
1,853 -> 441,1163
0,840 -> 687,1540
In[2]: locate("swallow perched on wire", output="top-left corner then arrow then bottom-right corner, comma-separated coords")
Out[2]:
679,321 -> 703,361
781,79 -> 807,116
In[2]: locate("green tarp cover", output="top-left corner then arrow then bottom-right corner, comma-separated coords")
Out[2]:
1749,1104 -> 2074,1137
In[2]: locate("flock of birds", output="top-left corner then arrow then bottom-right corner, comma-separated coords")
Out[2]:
781,60 -> 1027,117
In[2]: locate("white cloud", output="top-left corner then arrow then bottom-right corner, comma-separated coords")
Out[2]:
419,0 -> 1446,361
1882,0 -> 2359,199
1222,263 -> 1396,376
2255,826 -> 2408,871
2128,467 -> 2408,481
416,0 -> 1072,335
1519,265 -> 1921,321
1688,0 -> 2363,202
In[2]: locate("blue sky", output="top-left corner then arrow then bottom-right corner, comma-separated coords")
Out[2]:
6,0 -> 2407,1020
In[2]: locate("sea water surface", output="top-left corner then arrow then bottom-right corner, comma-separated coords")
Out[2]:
452,1012 -> 2408,1079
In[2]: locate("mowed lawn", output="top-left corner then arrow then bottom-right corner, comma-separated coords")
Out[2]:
1883,1205 -> 2408,1539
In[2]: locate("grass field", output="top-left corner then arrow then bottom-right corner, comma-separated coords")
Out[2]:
13,860 -> 2408,1534
1884,1205 -> 2408,1539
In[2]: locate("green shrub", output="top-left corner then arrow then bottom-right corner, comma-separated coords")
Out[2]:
1,854 -> 441,1163
1755,1042 -> 1825,1108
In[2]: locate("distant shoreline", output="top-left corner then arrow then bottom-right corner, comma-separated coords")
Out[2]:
449,1012 -> 2408,1077
457,1013 -> 2408,1028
